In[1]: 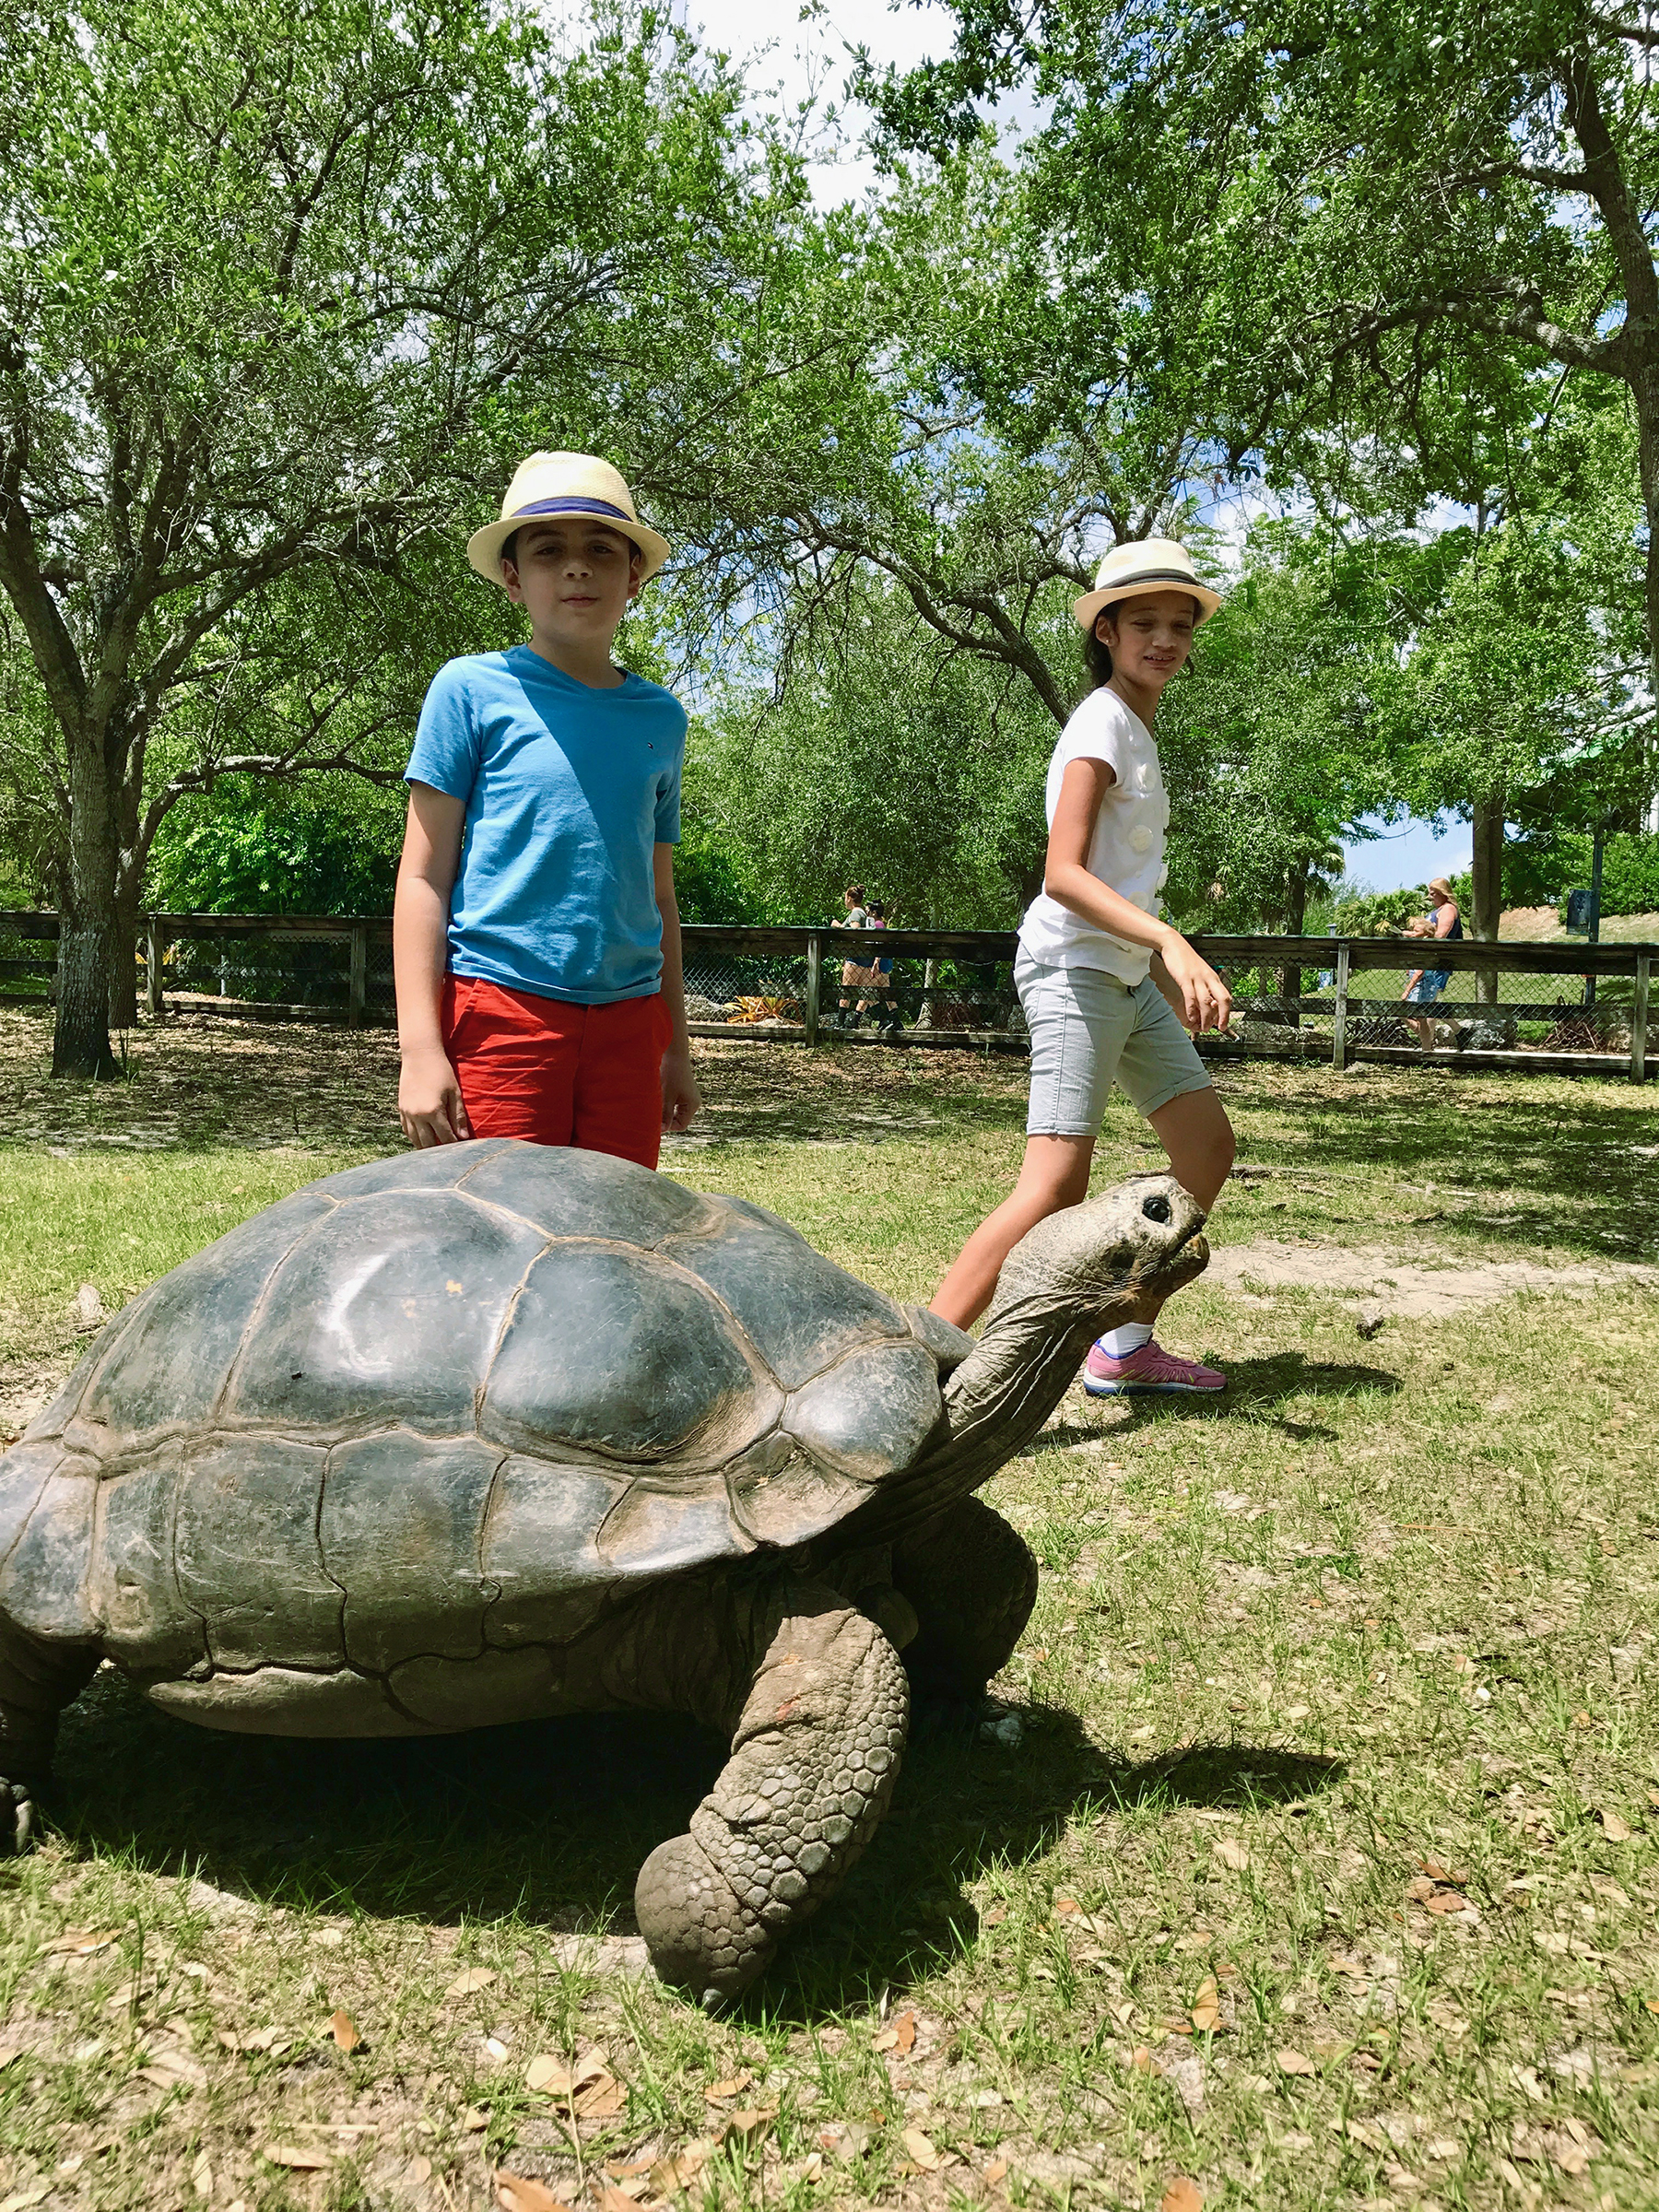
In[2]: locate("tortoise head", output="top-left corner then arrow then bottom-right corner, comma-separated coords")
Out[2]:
985,1172 -> 1209,1332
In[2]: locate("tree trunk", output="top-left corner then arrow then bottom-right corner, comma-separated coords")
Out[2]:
1470,790 -> 1504,1007
52,736 -> 122,1079
1278,861 -> 1307,1025
110,870 -> 142,1030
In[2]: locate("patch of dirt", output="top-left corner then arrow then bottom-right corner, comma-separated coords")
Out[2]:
1211,1238 -> 1659,1319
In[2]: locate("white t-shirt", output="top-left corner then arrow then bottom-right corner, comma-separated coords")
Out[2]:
1017,687 -> 1171,986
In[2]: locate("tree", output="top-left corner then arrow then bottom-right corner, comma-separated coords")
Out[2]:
861,0 -> 1659,784
0,0 -> 769,1074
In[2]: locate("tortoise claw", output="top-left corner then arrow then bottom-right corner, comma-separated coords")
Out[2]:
1,1780 -> 36,1855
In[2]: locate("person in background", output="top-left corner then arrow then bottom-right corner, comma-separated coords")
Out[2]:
394,452 -> 700,1164
833,883 -> 877,1027
1401,877 -> 1463,1052
930,538 -> 1236,1395
865,900 -> 904,1034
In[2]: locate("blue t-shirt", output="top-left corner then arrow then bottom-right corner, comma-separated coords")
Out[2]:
406,646 -> 685,1006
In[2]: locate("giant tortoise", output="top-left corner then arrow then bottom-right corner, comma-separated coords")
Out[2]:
0,1140 -> 1207,2000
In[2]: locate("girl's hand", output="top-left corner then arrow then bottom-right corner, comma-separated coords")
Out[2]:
1159,935 -> 1232,1034
399,1048 -> 473,1147
661,1046 -> 701,1134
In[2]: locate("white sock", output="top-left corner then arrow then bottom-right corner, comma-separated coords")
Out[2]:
1100,1323 -> 1154,1359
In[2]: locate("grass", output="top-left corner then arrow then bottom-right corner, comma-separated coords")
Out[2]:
0,1006 -> 1657,2210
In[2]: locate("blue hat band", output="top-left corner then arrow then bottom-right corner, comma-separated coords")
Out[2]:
511,496 -> 641,534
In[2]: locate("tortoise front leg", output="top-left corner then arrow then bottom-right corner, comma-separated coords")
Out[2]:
634,1587 -> 908,2005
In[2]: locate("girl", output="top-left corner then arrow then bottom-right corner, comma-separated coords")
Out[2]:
931,539 -> 1237,1394
834,883 -> 875,1026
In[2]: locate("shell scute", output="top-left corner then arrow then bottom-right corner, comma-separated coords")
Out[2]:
481,1454 -> 627,1645
457,1139 -> 714,1245
322,1430 -> 501,1672
89,1453 -> 204,1676
71,1191 -> 336,1454
173,1437 -> 338,1669
660,1207 -> 907,1388
224,1192 -> 545,1437
480,1243 -> 775,1465
784,1341 -> 945,1484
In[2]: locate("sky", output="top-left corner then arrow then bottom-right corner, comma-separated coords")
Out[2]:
673,0 -> 955,203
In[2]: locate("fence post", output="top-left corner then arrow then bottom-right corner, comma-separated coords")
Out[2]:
1632,952 -> 1651,1084
347,924 -> 367,1028
145,920 -> 164,1020
1331,944 -> 1350,1070
804,931 -> 822,1047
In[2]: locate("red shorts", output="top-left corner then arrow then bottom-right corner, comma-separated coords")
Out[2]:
441,975 -> 670,1171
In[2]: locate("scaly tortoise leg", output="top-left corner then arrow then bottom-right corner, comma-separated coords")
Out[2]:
0,1615 -> 99,1853
635,1587 -> 908,2005
891,1495 -> 1038,1704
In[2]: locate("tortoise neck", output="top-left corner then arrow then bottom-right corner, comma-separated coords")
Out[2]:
849,1295 -> 1108,1544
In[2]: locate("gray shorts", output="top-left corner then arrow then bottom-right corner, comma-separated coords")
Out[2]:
1017,951 -> 1211,1135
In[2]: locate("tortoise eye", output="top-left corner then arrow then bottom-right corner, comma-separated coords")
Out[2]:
1142,1194 -> 1172,1225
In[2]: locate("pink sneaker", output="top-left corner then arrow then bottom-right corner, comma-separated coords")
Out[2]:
1084,1338 -> 1225,1396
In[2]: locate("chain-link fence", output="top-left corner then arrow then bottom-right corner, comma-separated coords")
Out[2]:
1,914 -> 1651,1075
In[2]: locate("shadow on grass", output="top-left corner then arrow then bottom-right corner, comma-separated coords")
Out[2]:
47,1674 -> 1341,2021
1030,1356 -> 1401,1454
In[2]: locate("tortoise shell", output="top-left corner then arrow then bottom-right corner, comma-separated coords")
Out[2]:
1,1141 -> 965,1735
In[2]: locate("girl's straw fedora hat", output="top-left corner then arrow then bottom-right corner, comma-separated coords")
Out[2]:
467,453 -> 670,585
1073,538 -> 1222,630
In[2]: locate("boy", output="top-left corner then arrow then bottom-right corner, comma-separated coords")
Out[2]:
394,453 -> 700,1166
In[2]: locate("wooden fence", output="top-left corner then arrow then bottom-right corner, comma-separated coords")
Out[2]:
0,912 -> 1652,1080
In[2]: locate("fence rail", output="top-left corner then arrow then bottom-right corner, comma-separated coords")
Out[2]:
0,912 -> 1652,1079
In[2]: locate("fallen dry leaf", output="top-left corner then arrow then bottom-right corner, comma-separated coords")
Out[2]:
1053,1897 -> 1079,1915
592,2186 -> 641,2212
981,1903 -> 1007,1925
649,2140 -> 713,2195
1191,1978 -> 1221,2033
1597,1808 -> 1634,1841
0,2052 -> 19,2073
1418,1858 -> 1468,1886
1130,2045 -> 1162,2075
1277,2048 -> 1317,2077
1212,1839 -> 1250,1873
1425,1889 -> 1470,1915
526,2053 -> 575,2097
574,2071 -> 626,2121
703,2069 -> 753,2103
409,2159 -> 433,2186
1162,2181 -> 1205,2212
902,2128 -> 945,2172
263,2145 -> 333,2171
329,2009 -> 361,2053
189,2151 -> 212,2200
871,2024 -> 900,2052
463,2106 -> 489,2133
43,1929 -> 117,1957
722,2109 -> 776,2147
494,2172 -> 576,2212
446,1966 -> 499,1997
984,2158 -> 1009,2185
894,2009 -> 917,2053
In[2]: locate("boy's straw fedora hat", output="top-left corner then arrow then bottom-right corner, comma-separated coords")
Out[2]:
466,453 -> 670,585
1073,538 -> 1222,630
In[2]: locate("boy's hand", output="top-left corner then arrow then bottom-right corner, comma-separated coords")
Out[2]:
399,1048 -> 473,1147
661,1045 -> 700,1135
